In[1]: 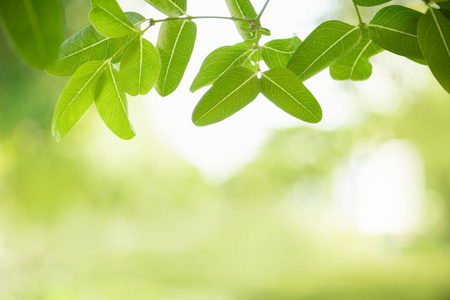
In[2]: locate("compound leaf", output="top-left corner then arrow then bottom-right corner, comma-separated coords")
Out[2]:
261,68 -> 322,123
89,0 -> 137,38
288,21 -> 362,82
330,28 -> 383,81
418,8 -> 450,93
262,36 -> 302,69
144,0 -> 186,17
46,12 -> 144,77
192,66 -> 259,126
155,19 -> 197,97
52,60 -> 107,142
368,5 -> 424,59
120,37 -> 161,96
0,0 -> 63,69
96,62 -> 135,140
225,0 -> 257,40
190,46 -> 254,92
354,0 -> 391,6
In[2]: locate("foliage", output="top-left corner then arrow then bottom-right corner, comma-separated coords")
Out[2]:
0,0 -> 449,141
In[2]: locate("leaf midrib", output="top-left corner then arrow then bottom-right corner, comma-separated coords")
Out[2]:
367,24 -> 417,37
167,0 -> 186,15
430,9 -> 450,57
196,73 -> 257,123
350,40 -> 372,77
298,27 -> 360,79
95,4 -> 136,33
263,72 -> 320,122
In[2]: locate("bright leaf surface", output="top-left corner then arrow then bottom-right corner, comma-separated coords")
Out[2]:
144,0 -> 186,17
120,37 -> 161,96
418,8 -> 450,93
262,36 -> 302,69
89,0 -> 137,38
192,66 -> 259,126
354,0 -> 391,6
95,62 -> 136,140
0,0 -> 63,69
288,21 -> 362,82
261,68 -> 322,123
155,19 -> 197,97
47,12 -> 144,77
52,60 -> 107,142
225,0 -> 257,40
368,5 -> 424,59
330,28 -> 384,81
190,46 -> 254,92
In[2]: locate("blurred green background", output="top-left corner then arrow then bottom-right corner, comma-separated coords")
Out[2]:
1,0 -> 450,299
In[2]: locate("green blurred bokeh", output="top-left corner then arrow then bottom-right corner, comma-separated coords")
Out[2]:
1,1 -> 450,299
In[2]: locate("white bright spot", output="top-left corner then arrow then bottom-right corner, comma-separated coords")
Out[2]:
334,140 -> 424,235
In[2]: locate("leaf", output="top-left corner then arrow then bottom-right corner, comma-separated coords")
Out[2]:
262,36 -> 302,69
418,8 -> 450,93
119,37 -> 161,96
368,5 -> 424,59
144,0 -> 186,17
225,0 -> 257,40
260,27 -> 271,36
354,0 -> 391,6
0,0 -> 63,69
287,21 -> 362,82
438,2 -> 450,20
46,12 -> 144,77
89,0 -> 137,38
155,19 -> 197,97
190,46 -> 254,92
261,68 -> 322,123
192,66 -> 260,126
330,28 -> 383,81
96,62 -> 136,140
52,61 -> 107,142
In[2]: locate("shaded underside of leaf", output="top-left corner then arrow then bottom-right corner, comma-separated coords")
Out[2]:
190,45 -> 253,92
120,37 -> 161,96
261,68 -> 322,123
418,8 -> 450,93
192,66 -> 260,126
52,60 -> 107,142
368,5 -> 424,59
89,0 -> 137,38
46,12 -> 144,77
288,20 -> 362,82
144,0 -> 186,17
330,28 -> 384,81
355,0 -> 391,6
0,0 -> 63,69
225,0 -> 257,40
155,19 -> 197,97
262,36 -> 302,69
95,62 -> 136,140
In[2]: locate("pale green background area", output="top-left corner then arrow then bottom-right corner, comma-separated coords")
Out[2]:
1,0 -> 450,299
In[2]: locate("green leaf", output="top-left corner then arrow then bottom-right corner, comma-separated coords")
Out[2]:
52,60 -> 107,142
190,46 -> 254,92
225,0 -> 257,40
261,68 -> 322,123
438,2 -> 450,20
330,28 -> 383,81
368,5 -> 424,59
89,0 -> 137,38
0,0 -> 63,69
192,66 -> 260,126
287,21 -> 362,82
155,19 -> 197,97
144,0 -> 186,17
96,62 -> 136,140
46,12 -> 144,77
354,0 -> 391,6
119,37 -> 161,96
262,36 -> 302,69
418,8 -> 450,94
260,27 -> 271,36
